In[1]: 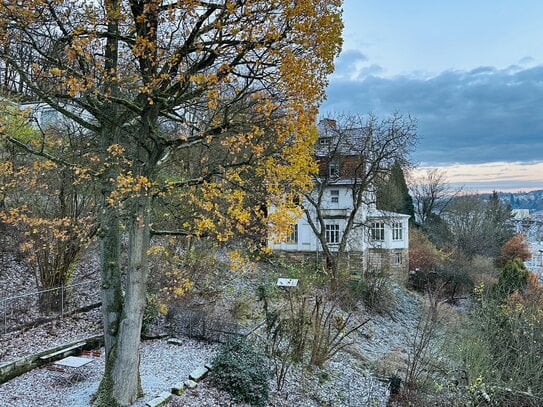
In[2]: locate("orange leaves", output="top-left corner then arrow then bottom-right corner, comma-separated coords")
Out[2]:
49,67 -> 64,77
206,88 -> 220,110
409,227 -> 444,272
196,216 -> 216,233
267,204 -> 303,244
187,180 -> 249,238
2,0 -> 343,265
133,35 -> 157,58
226,1 -> 237,14
253,97 -> 280,119
107,144 -> 125,157
498,234 -> 532,267
501,270 -> 543,314
107,172 -> 153,207
1,205 -> 94,270
32,159 -> 57,172
228,249 -> 246,272
147,242 -> 196,306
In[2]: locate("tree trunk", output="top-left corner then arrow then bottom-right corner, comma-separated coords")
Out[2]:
94,122 -> 123,406
94,101 -> 158,404
111,194 -> 152,404
94,193 -> 152,406
325,254 -> 341,292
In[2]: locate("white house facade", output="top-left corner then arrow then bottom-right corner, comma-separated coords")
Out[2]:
271,188 -> 410,271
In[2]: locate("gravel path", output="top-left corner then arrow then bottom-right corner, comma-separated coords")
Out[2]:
0,337 -> 217,407
0,335 -> 390,407
0,250 -> 396,406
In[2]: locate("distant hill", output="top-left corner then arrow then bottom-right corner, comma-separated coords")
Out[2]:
480,190 -> 543,211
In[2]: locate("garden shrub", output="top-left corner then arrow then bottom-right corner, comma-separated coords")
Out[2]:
349,269 -> 393,313
457,264 -> 543,406
493,257 -> 530,300
211,336 -> 270,406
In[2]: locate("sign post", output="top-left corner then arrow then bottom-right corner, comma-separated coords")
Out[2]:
276,278 -> 299,287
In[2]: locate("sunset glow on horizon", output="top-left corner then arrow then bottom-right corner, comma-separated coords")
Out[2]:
413,161 -> 543,193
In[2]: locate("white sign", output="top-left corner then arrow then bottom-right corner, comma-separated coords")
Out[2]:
276,278 -> 298,287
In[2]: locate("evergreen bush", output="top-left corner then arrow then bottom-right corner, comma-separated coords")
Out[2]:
211,336 -> 270,406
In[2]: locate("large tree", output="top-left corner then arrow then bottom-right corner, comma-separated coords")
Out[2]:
0,1 -> 342,405
445,193 -> 513,259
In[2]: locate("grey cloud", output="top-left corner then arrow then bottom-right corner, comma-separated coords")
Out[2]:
322,65 -> 543,165
332,49 -> 384,80
518,56 -> 536,66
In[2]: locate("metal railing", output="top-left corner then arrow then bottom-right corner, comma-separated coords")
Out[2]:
0,279 -> 100,335
169,307 -> 243,343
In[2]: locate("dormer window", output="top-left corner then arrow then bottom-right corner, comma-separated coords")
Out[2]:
329,162 -> 339,177
319,137 -> 331,146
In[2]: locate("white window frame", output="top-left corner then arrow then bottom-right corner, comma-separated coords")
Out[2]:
394,252 -> 403,265
287,224 -> 298,244
325,224 -> 340,244
328,162 -> 339,178
370,221 -> 385,241
319,138 -> 331,145
392,222 -> 403,240
330,189 -> 339,204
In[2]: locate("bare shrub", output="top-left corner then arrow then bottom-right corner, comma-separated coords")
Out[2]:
258,282 -> 369,389
348,268 -> 393,313
395,285 -> 445,404
469,255 -> 498,289
459,264 -> 543,406
308,293 -> 370,368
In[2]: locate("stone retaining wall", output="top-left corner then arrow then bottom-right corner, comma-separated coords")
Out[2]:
0,334 -> 103,384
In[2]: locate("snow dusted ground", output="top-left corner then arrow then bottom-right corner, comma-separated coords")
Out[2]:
0,335 -> 389,407
0,248 -> 401,407
174,359 -> 389,407
0,310 -> 102,362
355,284 -> 423,363
0,337 -> 217,407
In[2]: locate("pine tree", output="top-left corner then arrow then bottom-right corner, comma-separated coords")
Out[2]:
376,162 -> 415,222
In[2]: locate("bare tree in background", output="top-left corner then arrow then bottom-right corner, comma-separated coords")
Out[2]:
410,168 -> 459,225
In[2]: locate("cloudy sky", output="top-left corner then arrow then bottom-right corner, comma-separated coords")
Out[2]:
321,0 -> 543,192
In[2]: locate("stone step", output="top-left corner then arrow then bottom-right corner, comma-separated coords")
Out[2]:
184,379 -> 198,389
189,366 -> 208,382
146,391 -> 172,407
167,338 -> 184,346
171,381 -> 185,396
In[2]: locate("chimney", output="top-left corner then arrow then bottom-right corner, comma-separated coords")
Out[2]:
324,118 -> 337,129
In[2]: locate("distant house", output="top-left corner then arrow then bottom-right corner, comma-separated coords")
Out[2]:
19,102 -> 92,130
270,119 -> 410,273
